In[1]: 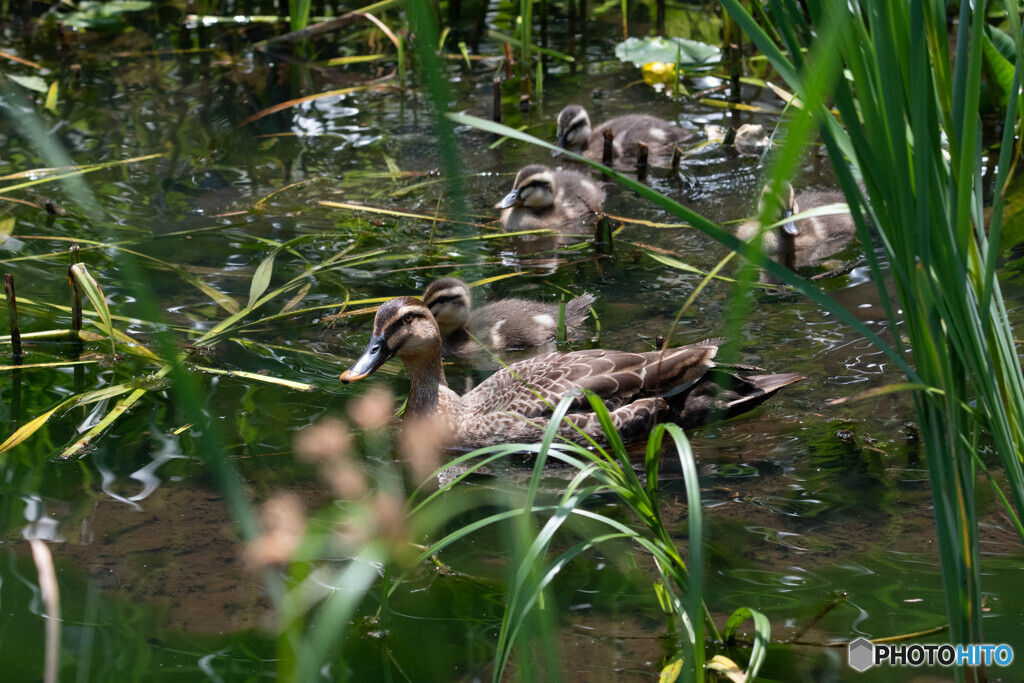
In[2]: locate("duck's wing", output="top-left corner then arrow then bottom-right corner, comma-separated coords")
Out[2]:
468,345 -> 718,419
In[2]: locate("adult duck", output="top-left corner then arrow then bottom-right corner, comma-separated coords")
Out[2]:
340,297 -> 802,449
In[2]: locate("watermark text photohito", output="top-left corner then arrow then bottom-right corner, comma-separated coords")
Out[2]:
848,638 -> 1014,672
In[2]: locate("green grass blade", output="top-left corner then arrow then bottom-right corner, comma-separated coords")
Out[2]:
69,263 -> 116,356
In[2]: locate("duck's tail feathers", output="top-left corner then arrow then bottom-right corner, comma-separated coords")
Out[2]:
673,370 -> 803,429
565,292 -> 598,327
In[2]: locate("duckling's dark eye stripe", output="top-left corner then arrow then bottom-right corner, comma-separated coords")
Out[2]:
569,120 -> 586,133
522,180 -> 549,191
430,294 -> 463,305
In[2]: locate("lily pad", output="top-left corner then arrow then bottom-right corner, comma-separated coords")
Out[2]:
614,36 -> 721,68
59,1 -> 153,31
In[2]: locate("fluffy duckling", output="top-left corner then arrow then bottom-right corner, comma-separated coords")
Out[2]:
422,277 -> 595,357
554,105 -> 694,168
340,297 -> 802,449
496,164 -> 605,231
736,182 -> 857,268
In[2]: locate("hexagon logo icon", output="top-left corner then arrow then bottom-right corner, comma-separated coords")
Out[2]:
848,637 -> 875,672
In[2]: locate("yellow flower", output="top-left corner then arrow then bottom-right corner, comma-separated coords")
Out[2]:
642,61 -> 677,86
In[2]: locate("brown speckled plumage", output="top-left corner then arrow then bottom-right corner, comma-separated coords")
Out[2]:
422,277 -> 595,357
495,164 -> 605,231
340,297 -> 802,449
554,105 -> 694,169
737,182 -> 857,267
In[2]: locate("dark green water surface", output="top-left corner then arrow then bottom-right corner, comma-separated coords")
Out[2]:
1,3 -> 1022,681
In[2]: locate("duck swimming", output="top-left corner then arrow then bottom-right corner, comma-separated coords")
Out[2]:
736,182 -> 857,268
340,297 -> 802,449
496,164 -> 605,231
422,277 -> 595,357
553,105 -> 694,168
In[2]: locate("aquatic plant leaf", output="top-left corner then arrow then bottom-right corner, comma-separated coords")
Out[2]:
8,75 -> 47,93
825,382 -> 939,407
658,656 -> 684,683
982,27 -> 1019,112
278,282 -> 311,314
70,263 -> 116,356
59,1 -> 153,30
706,655 -> 744,683
985,24 -> 1016,64
192,365 -> 314,391
614,36 -> 721,68
240,85 -> 381,126
0,360 -> 98,371
60,386 -> 150,459
646,252 -> 703,275
0,384 -> 133,454
320,54 -> 387,66
722,606 -> 770,681
0,49 -> 42,70
247,253 -> 276,310
486,29 -> 574,62
999,168 -> 1024,252
0,152 -> 165,193
44,81 -> 58,113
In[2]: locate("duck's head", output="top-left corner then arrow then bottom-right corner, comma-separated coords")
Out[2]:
422,278 -> 471,336
495,165 -> 557,211
759,181 -> 799,237
340,297 -> 440,383
553,105 -> 591,157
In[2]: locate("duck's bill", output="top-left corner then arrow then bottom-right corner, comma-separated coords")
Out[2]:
494,189 -> 519,210
551,135 -> 567,158
780,209 -> 799,236
340,334 -> 393,383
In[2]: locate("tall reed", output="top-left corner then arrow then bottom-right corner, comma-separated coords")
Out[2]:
448,0 -> 1024,675
718,1 -> 1024,669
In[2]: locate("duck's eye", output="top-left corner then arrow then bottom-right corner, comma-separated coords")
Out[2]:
403,313 -> 414,324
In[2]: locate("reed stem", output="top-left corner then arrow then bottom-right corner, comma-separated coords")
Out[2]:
492,77 -> 502,123
69,244 -> 82,334
636,142 -> 649,182
594,213 -> 615,254
602,128 -> 614,165
5,273 -> 22,360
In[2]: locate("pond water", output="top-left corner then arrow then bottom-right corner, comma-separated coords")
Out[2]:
1,3 -> 1023,681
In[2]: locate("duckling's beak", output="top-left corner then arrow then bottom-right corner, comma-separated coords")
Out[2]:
340,333 -> 393,383
552,134 -> 567,157
495,188 -> 520,210
780,209 -> 799,237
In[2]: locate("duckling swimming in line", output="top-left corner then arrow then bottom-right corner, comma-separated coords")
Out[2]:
422,277 -> 595,357
553,105 -> 694,168
496,164 -> 605,231
736,182 -> 857,268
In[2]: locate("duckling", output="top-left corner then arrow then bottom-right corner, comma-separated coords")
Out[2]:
422,277 -> 596,357
339,296 -> 803,449
495,164 -> 605,231
736,182 -> 857,268
553,105 -> 694,168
